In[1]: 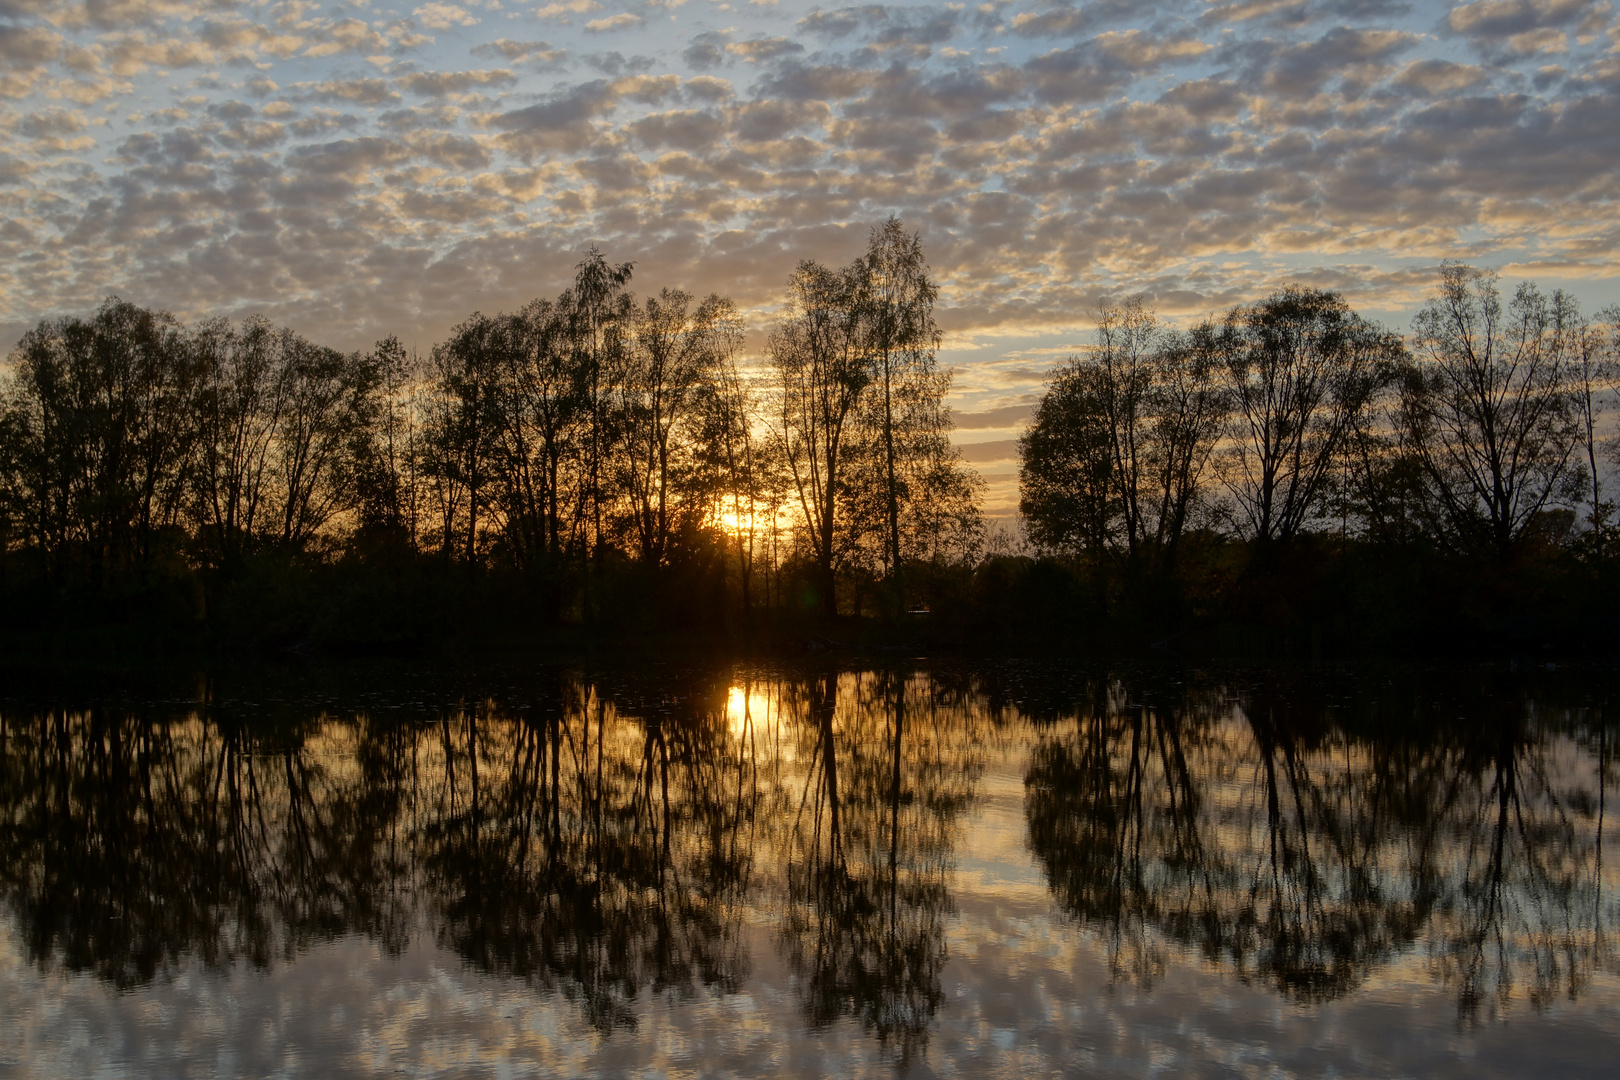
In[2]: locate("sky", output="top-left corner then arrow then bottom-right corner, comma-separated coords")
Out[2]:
3,0 -> 1619,514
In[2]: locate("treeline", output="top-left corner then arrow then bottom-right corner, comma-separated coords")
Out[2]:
0,219 -> 980,646
1006,264 -> 1620,654
4,238 -> 1618,654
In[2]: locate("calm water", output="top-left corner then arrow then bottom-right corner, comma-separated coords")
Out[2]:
1,660 -> 1616,1078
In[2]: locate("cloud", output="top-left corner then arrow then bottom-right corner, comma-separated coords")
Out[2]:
800,4 -> 961,48
1009,6 -> 1087,37
412,3 -> 479,30
578,51 -> 650,76
286,134 -> 414,175
471,38 -> 567,67
957,438 -> 1020,463
533,0 -> 599,22
630,108 -> 725,150
955,403 -> 1036,429
726,36 -> 805,62
0,0 -> 1616,402
1391,59 -> 1489,93
1026,30 -> 1214,104
585,12 -> 643,32
1245,26 -> 1418,96
18,107 -> 89,139
305,78 -> 402,106
0,24 -> 62,71
1200,0 -> 1311,26
730,98 -> 830,141
755,59 -> 873,101
1447,0 -> 1596,38
303,19 -> 388,59
478,78 -> 616,155
399,69 -> 517,96
683,75 -> 733,101
401,130 -> 490,170
683,32 -> 727,70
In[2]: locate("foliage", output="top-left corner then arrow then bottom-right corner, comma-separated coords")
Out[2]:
1019,297 -> 1227,566
1011,268 -> 1620,655
768,219 -> 981,617
2,255 -> 1618,655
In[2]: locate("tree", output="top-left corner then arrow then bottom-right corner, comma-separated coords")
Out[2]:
352,335 -> 416,544
2,297 -> 200,585
268,336 -> 380,551
1402,265 -> 1585,557
1146,319 -> 1228,565
193,315 -> 285,567
1088,298 -> 1158,557
618,289 -> 740,566
1568,304 -> 1619,548
506,297 -> 588,572
1217,286 -> 1401,548
770,225 -> 979,617
568,247 -> 634,571
771,260 -> 869,617
2,242 -> 994,633
1017,300 -> 1226,566
855,218 -> 941,593
192,316 -> 386,562
1019,361 -> 1117,557
705,326 -> 764,616
420,312 -> 516,564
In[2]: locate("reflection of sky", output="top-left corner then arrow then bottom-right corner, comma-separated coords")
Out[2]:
10,923 -> 1619,1079
4,725 -> 1618,1078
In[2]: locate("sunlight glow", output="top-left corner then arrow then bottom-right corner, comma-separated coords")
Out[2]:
711,497 -> 793,538
725,684 -> 775,743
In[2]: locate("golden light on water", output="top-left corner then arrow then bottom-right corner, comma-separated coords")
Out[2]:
725,683 -> 780,743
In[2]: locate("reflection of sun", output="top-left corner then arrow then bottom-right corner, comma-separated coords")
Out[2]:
725,685 -> 773,740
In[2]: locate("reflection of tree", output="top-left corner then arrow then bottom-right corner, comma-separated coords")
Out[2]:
4,664 -> 1610,1043
1425,689 -> 1613,1022
0,706 -> 414,987
1024,680 -> 1205,988
1024,672 -> 1618,1014
419,679 -> 756,1031
1230,687 -> 1432,1002
774,671 -> 981,1061
0,672 -> 762,1032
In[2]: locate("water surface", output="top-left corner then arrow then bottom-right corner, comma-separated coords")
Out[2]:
1,661 -> 1615,1078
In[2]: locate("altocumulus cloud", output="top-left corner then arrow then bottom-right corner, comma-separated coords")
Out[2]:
2,0 -> 1619,505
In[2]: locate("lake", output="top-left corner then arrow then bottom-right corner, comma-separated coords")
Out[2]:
1,659 -> 1615,1078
